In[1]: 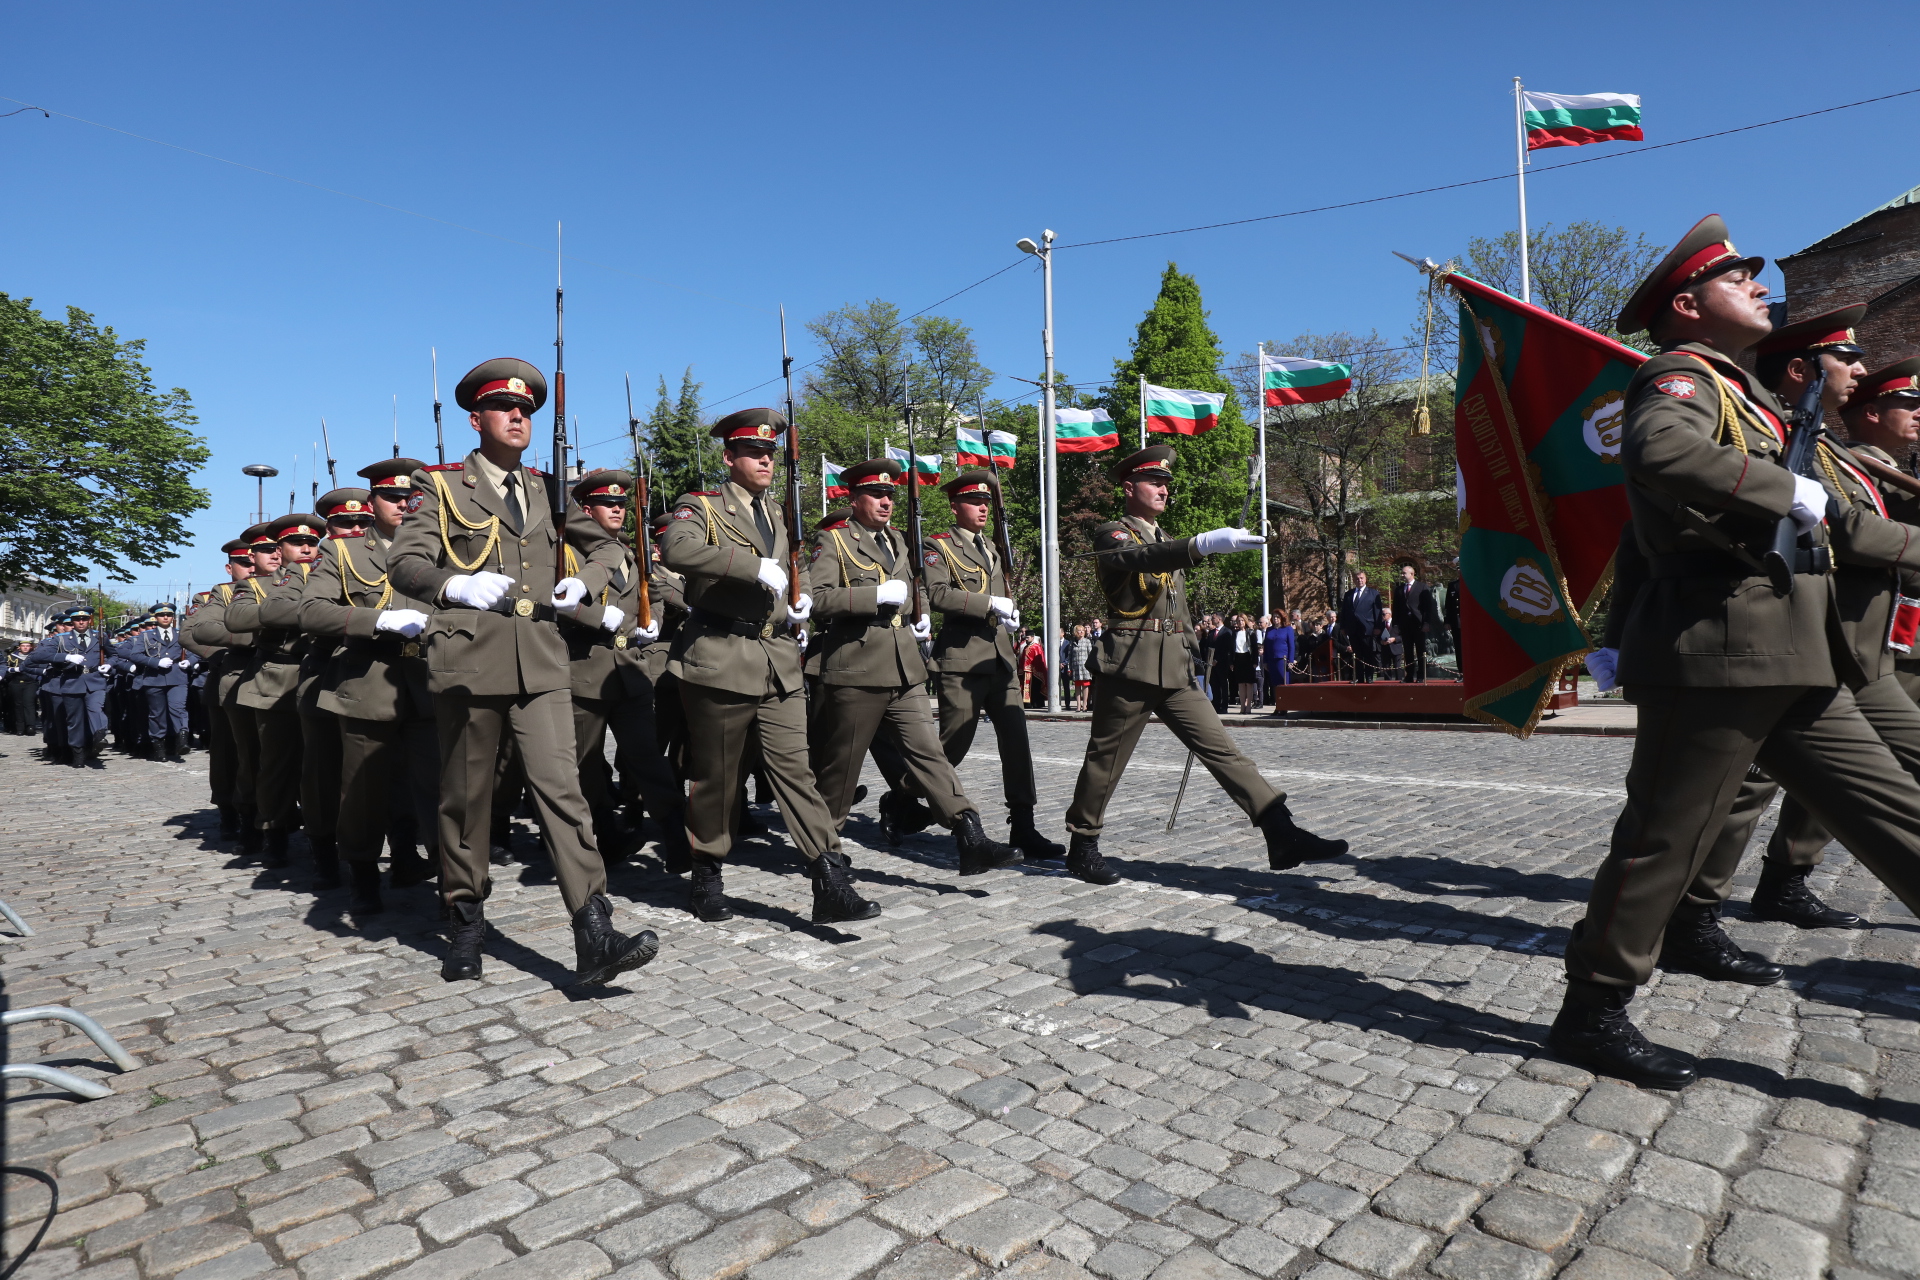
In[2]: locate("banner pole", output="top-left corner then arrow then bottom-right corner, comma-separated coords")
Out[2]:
1139,374 -> 1147,449
1514,77 -> 1531,304
1257,344 -> 1270,618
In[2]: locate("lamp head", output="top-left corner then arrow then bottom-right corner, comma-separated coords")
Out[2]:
243,464 -> 279,478
1016,238 -> 1040,256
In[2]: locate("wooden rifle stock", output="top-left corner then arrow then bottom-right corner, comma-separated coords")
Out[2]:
632,477 -> 652,630
990,479 -> 1019,593
780,307 -> 804,629
904,400 -> 924,628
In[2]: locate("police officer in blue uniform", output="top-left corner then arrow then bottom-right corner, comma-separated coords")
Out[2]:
31,607 -> 116,767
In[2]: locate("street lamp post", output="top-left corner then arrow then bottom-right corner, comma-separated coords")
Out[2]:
242,464 -> 279,525
1016,230 -> 1060,714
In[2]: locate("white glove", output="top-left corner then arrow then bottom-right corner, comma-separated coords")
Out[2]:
1789,473 -> 1829,534
444,572 -> 514,610
787,592 -> 814,624
793,627 -> 807,649
64,653 -> 85,666
756,558 -> 789,596
376,609 -> 429,638
601,606 -> 626,633
98,663 -> 112,672
551,577 -> 588,615
158,658 -> 174,669
911,617 -> 933,642
1586,647 -> 1620,693
629,614 -> 659,644
988,595 -> 1017,622
875,580 -> 910,608
1193,527 -> 1266,556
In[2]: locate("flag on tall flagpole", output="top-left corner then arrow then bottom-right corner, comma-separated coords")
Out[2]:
886,445 -> 942,485
823,457 -> 850,500
1522,91 -> 1642,149
1259,353 -> 1352,407
1143,384 -> 1225,435
957,426 -> 1019,469
1054,407 -> 1118,453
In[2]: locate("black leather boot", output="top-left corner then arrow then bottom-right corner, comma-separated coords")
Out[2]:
164,733 -> 185,763
238,811 -> 261,857
489,817 -> 515,865
1750,863 -> 1864,929
1066,833 -> 1121,885
442,901 -> 485,981
349,862 -> 384,916
658,830 -> 694,877
310,838 -> 343,890
1660,902 -> 1784,984
260,829 -> 290,869
809,849 -> 880,924
572,893 -> 660,985
954,810 -> 1023,876
389,844 -> 434,888
689,855 -> 734,922
1548,981 -> 1696,1090
1259,801 -> 1349,870
1007,805 -> 1066,861
878,790 -> 934,846
218,806 -> 240,842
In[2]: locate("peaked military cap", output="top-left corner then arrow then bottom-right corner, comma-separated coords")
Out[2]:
222,538 -> 252,562
942,468 -> 999,500
316,488 -> 374,519
1108,444 -> 1177,483
1618,214 -> 1766,335
1754,303 -> 1868,358
816,505 -> 853,532
455,358 -> 547,412
649,511 -> 675,533
710,407 -> 787,449
242,523 -> 278,548
268,513 -> 328,540
151,602 -> 176,615
1848,357 -> 1920,404
573,469 -> 634,504
841,458 -> 904,490
359,458 -> 428,491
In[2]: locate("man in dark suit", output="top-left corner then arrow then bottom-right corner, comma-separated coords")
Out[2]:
1337,572 -> 1384,683
1391,564 -> 1443,682
1442,561 -> 1462,671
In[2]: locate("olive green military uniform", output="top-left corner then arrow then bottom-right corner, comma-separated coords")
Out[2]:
923,526 -> 1037,806
1065,513 -> 1280,837
1566,343 -> 1920,990
806,511 -> 975,829
386,450 -> 622,914
261,558 -> 343,857
185,579 -> 246,822
298,529 -> 438,868
658,480 -> 840,862
226,560 -> 312,835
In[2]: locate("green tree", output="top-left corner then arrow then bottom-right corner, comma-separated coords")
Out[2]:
1418,221 -> 1664,356
0,295 -> 210,590
643,367 -> 711,502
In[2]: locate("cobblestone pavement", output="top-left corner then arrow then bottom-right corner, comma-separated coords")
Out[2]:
5,722 -> 1920,1280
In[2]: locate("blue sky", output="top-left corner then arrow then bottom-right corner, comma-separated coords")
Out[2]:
9,0 -> 1918,597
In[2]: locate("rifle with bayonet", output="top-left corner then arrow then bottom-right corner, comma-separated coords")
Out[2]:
320,418 -> 338,487
432,347 -> 445,465
903,383 -> 925,633
551,227 -> 570,586
780,308 -> 805,632
627,373 -> 652,632
1763,362 -> 1834,595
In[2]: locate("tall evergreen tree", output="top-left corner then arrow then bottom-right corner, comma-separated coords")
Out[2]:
645,367 -> 710,500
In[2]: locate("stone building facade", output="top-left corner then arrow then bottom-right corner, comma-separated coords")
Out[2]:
1779,182 -> 1920,362
0,579 -> 71,643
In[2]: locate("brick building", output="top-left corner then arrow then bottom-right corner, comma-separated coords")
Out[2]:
1778,182 -> 1920,362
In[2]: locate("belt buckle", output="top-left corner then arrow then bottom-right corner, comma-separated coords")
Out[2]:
400,642 -> 421,658
890,614 -> 903,629
760,621 -> 775,639
613,634 -> 628,650
514,598 -> 534,618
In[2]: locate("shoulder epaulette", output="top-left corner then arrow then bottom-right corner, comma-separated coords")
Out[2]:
525,467 -> 542,476
684,491 -> 719,498
930,532 -> 952,540
424,462 -> 463,472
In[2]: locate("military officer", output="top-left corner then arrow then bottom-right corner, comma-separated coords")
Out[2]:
920,469 -> 1064,859
387,357 -> 658,984
121,602 -> 196,761
192,536 -> 267,846
658,408 -> 875,925
1557,215 -> 1920,1090
1844,359 -> 1920,707
298,464 -> 438,911
805,459 -> 1022,877
1063,446 -> 1348,883
30,606 -> 115,767
562,470 -> 688,870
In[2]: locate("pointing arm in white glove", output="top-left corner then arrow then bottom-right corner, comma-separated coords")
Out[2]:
756,558 -> 789,597
1191,526 -> 1267,556
443,572 -> 514,610
551,577 -> 588,614
376,609 -> 430,638
875,579 -> 910,608
787,592 -> 813,624
1789,473 -> 1830,534
1586,647 -> 1620,693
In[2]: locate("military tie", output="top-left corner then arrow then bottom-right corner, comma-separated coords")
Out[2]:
875,528 -> 896,573
974,532 -> 991,570
752,494 -> 775,551
502,472 -> 524,534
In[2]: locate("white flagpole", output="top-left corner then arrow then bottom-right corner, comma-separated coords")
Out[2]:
1040,231 -> 1060,713
1514,77 -> 1531,304
1257,344 -> 1270,619
1139,374 -> 1148,449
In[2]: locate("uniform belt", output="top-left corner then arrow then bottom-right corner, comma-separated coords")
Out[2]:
1649,549 -> 1831,578
1112,619 -> 1189,633
835,609 -> 907,631
690,607 -> 780,640
485,597 -> 561,622
344,636 -> 426,659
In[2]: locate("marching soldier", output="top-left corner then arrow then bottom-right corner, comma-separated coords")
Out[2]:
1063,446 -> 1348,883
1843,359 -> 1920,706
226,513 -> 327,869
805,459 -> 1022,876
387,357 -> 658,984
191,537 -> 266,845
120,602 -> 196,761
299,464 -> 439,911
1557,216 -> 1920,1090
31,607 -> 115,767
562,470 -> 688,869
919,469 -> 1064,859
658,408 -> 877,924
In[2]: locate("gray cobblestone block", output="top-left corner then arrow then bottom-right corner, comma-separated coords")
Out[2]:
270,1215 -> 360,1260
59,1124 -> 198,1175
249,1178 -> 376,1234
530,1153 -> 620,1198
597,1206 -> 715,1263
1315,1214 -> 1431,1279
846,1144 -> 947,1193
1625,1151 -> 1724,1215
152,1158 -> 269,1206
195,1096 -> 304,1140
372,1142 -> 483,1194
1756,1132 -> 1855,1187
1569,1084 -> 1669,1141
1851,1204 -> 1920,1275
1731,1167 -> 1846,1227
787,1182 -> 870,1230
956,1077 -> 1036,1118
1587,1197 -> 1703,1274
727,1124 -> 801,1160
1193,1186 -> 1276,1227
1470,1190 -> 1581,1252
1087,1244 -> 1160,1280
278,1128 -> 375,1170
1708,1210 -> 1828,1280
86,1190 -> 239,1259
747,1218 -> 901,1280
418,1182 -> 539,1245
1214,1228 -> 1296,1279
1429,1229 -> 1553,1280
477,1240 -> 613,1280
384,1234 -> 514,1280
510,1181 -> 647,1252
939,1199 -> 1064,1267
1859,1161 -> 1920,1214
203,1119 -> 306,1161
300,1097 -> 392,1139
1528,1126 -> 1635,1183
693,1161 -> 813,1216
668,1210 -> 808,1280
1284,1183 -> 1366,1222
706,1087 -> 808,1129
139,1223 -> 255,1279
173,1243 -> 275,1280
875,1243 -> 978,1280
41,1192 -> 146,1247
1370,1173 -> 1479,1233
793,1125 -> 895,1174
1115,1183 -> 1175,1218
1142,1248 -> 1253,1280
1415,1135 -> 1517,1189
608,1117 -> 727,1169
296,1225 -> 423,1280
1475,1079 -> 1575,1125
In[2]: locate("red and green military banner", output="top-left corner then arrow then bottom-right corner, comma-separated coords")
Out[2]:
1054,407 -> 1118,453
1259,352 -> 1352,406
1143,384 -> 1225,435
1445,270 -> 1644,736
1522,91 -> 1642,150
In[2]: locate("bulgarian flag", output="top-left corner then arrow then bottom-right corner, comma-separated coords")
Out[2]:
1523,91 -> 1642,150
957,426 -> 1018,469
1446,269 -> 1644,737
886,445 -> 942,485
1260,351 -> 1352,407
1143,384 -> 1225,435
1055,407 -> 1117,453
823,457 -> 850,500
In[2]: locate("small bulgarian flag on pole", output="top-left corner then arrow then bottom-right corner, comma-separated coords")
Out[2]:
1143,384 -> 1225,436
1522,91 -> 1642,150
957,425 -> 1019,469
1260,352 -> 1352,407
886,445 -> 941,485
1054,407 -> 1117,453
823,457 -> 849,499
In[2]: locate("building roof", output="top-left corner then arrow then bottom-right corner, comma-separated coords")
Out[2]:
1789,181 -> 1920,258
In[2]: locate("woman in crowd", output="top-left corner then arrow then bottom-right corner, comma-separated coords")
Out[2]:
1068,623 -> 1093,713
1266,610 -> 1297,700
1230,614 -> 1259,714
